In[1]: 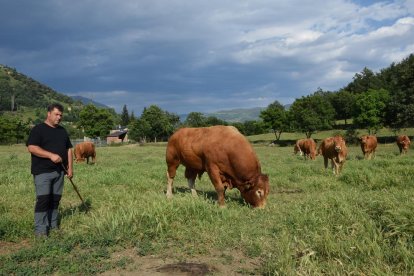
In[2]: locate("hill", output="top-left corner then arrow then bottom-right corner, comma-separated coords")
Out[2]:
0,64 -> 109,118
206,107 -> 264,122
70,95 -> 109,108
0,64 -> 77,111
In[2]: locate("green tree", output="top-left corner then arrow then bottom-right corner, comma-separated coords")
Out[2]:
184,112 -> 206,127
205,116 -> 227,126
381,54 -> 414,128
130,111 -> 136,123
241,120 -> 265,136
128,118 -> 151,143
121,104 -> 130,126
78,104 -> 114,138
128,105 -> 177,142
290,92 -> 336,138
353,89 -> 390,133
330,90 -> 355,125
260,101 -> 289,140
0,116 -> 30,144
345,67 -> 381,94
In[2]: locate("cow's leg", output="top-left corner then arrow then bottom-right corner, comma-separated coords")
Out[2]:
331,159 -> 337,175
166,146 -> 180,198
185,168 -> 198,197
206,165 -> 226,207
323,157 -> 328,170
166,163 -> 179,199
333,158 -> 341,175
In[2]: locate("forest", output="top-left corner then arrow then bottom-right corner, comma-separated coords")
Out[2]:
0,53 -> 413,144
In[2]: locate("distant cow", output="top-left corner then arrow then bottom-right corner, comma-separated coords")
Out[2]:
166,125 -> 270,208
293,141 -> 303,156
359,135 -> 377,160
318,136 -> 348,175
396,135 -> 411,155
74,142 -> 96,163
294,138 -> 317,160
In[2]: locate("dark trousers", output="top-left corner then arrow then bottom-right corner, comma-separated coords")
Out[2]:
33,171 -> 64,235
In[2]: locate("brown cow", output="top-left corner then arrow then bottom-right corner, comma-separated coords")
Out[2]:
396,135 -> 411,155
165,125 -> 270,208
74,142 -> 96,163
293,140 -> 303,156
359,135 -> 377,160
318,136 -> 348,175
294,138 -> 317,160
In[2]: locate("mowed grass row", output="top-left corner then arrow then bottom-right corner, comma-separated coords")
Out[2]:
1,141 -> 414,275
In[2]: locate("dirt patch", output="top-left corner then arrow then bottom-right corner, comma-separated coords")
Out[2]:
101,248 -> 260,275
156,262 -> 214,275
0,240 -> 31,256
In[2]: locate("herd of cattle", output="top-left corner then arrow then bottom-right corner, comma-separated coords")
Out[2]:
73,126 -> 411,209
294,134 -> 411,174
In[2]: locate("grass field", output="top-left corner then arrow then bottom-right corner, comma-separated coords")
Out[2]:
1,136 -> 414,275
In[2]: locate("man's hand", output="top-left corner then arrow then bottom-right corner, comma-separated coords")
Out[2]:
28,145 -> 62,163
66,167 -> 73,179
50,153 -> 62,163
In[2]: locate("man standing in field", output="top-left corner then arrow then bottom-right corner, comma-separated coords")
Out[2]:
26,103 -> 73,237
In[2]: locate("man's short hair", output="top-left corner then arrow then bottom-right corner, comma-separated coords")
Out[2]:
48,103 -> 64,112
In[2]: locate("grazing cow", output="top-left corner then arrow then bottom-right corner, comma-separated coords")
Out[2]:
359,135 -> 377,160
294,139 -> 304,156
318,136 -> 348,175
294,138 -> 317,160
74,142 -> 96,163
166,125 -> 270,208
396,135 -> 411,155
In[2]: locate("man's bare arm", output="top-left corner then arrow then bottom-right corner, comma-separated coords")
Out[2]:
66,148 -> 73,178
27,145 -> 62,163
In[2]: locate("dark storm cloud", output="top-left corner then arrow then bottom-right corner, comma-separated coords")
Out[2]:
0,0 -> 413,114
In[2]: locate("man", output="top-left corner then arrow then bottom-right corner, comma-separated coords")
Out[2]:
26,103 -> 73,237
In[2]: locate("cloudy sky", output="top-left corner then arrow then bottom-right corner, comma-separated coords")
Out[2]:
1,1 -> 413,115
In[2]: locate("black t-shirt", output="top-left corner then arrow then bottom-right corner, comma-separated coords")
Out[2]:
26,123 -> 73,175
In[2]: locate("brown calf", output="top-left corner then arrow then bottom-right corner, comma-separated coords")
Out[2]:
359,135 -> 377,160
318,136 -> 348,175
294,138 -> 317,160
396,135 -> 411,155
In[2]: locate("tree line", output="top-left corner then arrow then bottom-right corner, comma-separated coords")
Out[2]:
128,54 -> 414,143
1,54 -> 413,144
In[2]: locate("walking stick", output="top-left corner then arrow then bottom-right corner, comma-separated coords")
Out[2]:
61,163 -> 88,211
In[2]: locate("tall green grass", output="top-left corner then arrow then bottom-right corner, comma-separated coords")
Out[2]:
1,141 -> 414,275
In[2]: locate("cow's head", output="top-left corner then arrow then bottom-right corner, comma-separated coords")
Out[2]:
293,144 -> 299,154
309,150 -> 316,160
359,135 -> 368,145
240,174 -> 270,208
402,136 -> 411,149
333,136 -> 345,153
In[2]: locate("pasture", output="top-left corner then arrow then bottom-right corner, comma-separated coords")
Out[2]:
1,139 -> 414,275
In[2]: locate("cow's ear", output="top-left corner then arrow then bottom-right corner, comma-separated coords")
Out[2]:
256,189 -> 264,198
